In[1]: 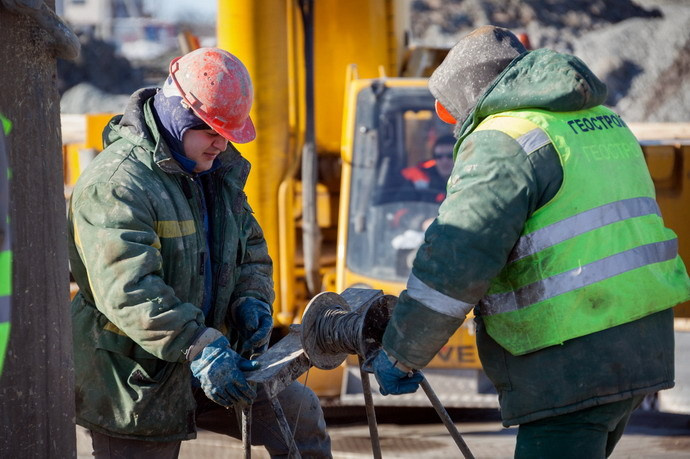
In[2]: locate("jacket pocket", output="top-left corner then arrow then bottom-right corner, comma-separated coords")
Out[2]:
73,296 -> 193,438
92,333 -> 193,437
95,324 -> 175,388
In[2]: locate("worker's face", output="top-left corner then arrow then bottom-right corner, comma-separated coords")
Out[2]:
433,143 -> 455,179
182,128 -> 228,173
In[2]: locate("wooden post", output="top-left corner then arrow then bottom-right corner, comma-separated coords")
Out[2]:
0,2 -> 76,457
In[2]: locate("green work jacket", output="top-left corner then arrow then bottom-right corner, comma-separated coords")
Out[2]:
383,48 -> 682,426
68,89 -> 274,440
480,107 -> 690,355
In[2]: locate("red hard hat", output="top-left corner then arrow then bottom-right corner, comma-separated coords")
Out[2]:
169,47 -> 255,143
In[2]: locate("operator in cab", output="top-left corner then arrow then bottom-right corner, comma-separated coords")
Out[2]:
68,47 -> 331,458
368,26 -> 690,458
399,134 -> 456,204
389,134 -> 457,274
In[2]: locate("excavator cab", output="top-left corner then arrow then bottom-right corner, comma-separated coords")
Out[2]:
334,78 -> 497,406
346,82 -> 453,283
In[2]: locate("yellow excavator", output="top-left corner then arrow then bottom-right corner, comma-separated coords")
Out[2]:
62,0 -> 690,409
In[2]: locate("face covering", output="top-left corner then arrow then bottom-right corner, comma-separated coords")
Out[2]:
152,76 -> 208,173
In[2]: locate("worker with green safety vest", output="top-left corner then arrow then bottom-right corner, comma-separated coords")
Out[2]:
0,114 -> 11,378
367,26 -> 690,458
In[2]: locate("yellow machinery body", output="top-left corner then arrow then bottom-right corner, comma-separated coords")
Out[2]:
216,0 -> 406,327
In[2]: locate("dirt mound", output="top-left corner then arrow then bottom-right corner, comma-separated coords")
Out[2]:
59,1 -> 690,122
57,33 -> 171,114
570,3 -> 690,122
411,0 -> 661,45
57,33 -> 145,97
411,0 -> 690,122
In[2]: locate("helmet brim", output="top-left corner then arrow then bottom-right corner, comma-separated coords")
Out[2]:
210,115 -> 256,144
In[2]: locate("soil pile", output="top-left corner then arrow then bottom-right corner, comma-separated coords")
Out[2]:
411,0 -> 690,121
58,33 -> 172,114
60,1 -> 690,121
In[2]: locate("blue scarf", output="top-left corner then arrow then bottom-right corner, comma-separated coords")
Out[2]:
152,76 -> 208,174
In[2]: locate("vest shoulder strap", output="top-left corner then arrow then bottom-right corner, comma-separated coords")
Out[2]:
475,115 -> 551,156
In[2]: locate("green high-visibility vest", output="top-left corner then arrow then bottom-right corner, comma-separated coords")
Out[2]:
0,114 -> 11,376
479,106 -> 690,356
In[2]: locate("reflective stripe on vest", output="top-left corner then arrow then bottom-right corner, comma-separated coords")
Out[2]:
0,114 -> 12,376
508,196 -> 662,264
477,107 -> 690,356
482,238 -> 678,315
0,296 -> 9,323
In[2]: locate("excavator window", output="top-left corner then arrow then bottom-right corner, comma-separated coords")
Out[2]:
347,84 -> 453,282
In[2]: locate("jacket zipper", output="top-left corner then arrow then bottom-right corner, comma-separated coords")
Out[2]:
187,175 -> 208,311
210,168 -> 231,323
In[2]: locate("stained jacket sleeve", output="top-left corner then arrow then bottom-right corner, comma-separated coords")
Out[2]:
382,130 -> 547,368
71,181 -> 205,362
230,201 -> 275,310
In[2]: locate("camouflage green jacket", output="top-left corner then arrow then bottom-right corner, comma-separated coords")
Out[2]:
68,88 -> 274,440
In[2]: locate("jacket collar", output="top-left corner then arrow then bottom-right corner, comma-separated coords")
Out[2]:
106,88 -> 252,188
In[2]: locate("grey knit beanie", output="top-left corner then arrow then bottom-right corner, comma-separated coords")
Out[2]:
429,26 -> 527,125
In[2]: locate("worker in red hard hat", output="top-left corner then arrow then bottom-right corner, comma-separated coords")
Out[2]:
68,47 -> 331,457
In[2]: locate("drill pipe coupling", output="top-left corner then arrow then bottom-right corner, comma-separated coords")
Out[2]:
300,289 -> 395,370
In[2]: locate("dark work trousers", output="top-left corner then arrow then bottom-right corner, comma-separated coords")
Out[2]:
89,381 -> 332,458
514,395 -> 645,459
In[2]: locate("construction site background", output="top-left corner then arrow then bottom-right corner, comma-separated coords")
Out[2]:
58,0 -> 690,124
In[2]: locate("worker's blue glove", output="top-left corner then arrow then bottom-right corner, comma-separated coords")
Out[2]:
367,349 -> 424,396
190,334 -> 260,407
233,297 -> 273,357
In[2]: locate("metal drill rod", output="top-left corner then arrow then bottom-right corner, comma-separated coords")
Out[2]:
242,404 -> 252,459
270,397 -> 302,459
242,350 -> 265,458
243,290 -> 474,458
238,290 -> 391,458
300,289 -> 391,459
358,355 -> 382,459
419,373 -> 475,459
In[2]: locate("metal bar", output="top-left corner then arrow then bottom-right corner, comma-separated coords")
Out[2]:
299,0 -> 322,296
270,398 -> 302,459
242,404 -> 252,459
358,356 -> 382,459
245,325 -> 311,399
419,373 -> 475,459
